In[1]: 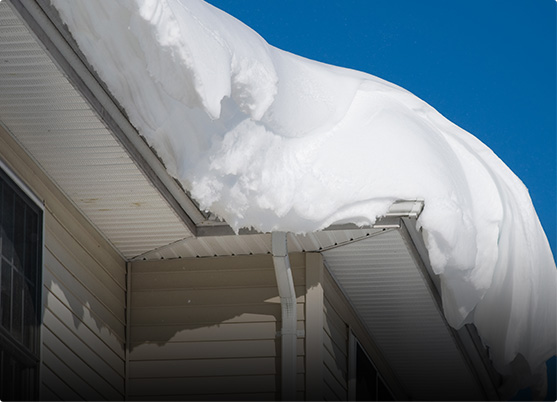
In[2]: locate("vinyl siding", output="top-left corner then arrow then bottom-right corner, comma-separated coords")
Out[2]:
0,126 -> 127,400
129,253 -> 306,401
304,252 -> 351,402
322,266 -> 407,401
323,295 -> 349,400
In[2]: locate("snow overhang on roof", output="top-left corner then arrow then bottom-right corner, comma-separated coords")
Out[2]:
0,0 -> 427,261
0,1 -> 507,398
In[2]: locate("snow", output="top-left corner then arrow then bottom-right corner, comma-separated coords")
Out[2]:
52,0 -> 556,394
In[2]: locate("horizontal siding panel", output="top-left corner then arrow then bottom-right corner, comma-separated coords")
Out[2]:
324,364 -> 348,401
39,385 -> 61,402
41,210 -> 126,400
44,290 -> 125,366
128,375 -> 277,396
132,267 -> 305,290
323,330 -> 347,365
324,382 -> 342,401
129,253 -> 307,399
45,211 -> 125,289
42,308 -> 124,393
130,321 -> 277,343
132,254 -> 275,273
129,392 -> 277,401
131,319 -> 304,344
133,303 -> 287,327
131,303 -> 304,326
42,346 -> 105,401
129,338 -> 305,361
44,250 -> 125,339
129,340 -> 278,361
323,297 -> 348,342
43,264 -> 125,352
130,303 -> 281,326
42,328 -> 123,400
46,222 -> 125,303
129,357 -> 278,378
41,366 -> 83,401
323,344 -> 347,390
323,320 -> 348,357
131,286 -> 305,308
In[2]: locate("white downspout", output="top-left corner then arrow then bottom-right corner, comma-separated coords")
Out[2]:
272,232 -> 297,401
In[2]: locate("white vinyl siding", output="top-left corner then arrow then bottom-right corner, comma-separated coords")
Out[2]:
0,126 -> 127,400
129,253 -> 306,400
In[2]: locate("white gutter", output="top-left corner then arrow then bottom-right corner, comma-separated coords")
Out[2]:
272,232 -> 297,401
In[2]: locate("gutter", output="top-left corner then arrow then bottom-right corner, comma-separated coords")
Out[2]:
272,232 -> 297,401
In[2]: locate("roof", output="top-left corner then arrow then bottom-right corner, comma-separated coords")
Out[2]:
0,0 -> 422,259
0,1 -> 501,399
0,0 -> 428,262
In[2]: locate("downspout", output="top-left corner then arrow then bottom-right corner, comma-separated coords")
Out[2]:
272,232 -> 297,401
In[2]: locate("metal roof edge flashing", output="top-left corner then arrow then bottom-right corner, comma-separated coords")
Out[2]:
328,199 -> 424,230
8,0 -> 205,236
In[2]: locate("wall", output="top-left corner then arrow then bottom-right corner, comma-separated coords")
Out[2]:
129,253 -> 307,400
322,292 -> 349,400
0,126 -> 127,400
304,251 -> 407,401
305,252 -> 350,401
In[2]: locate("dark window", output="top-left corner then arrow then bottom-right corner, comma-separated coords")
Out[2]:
0,166 -> 42,401
354,341 -> 395,401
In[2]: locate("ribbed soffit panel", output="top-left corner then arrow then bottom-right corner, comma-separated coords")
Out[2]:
323,229 -> 485,401
0,3 -> 192,258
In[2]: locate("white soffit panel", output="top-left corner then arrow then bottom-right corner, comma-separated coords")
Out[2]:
322,229 -> 485,400
0,3 -> 192,258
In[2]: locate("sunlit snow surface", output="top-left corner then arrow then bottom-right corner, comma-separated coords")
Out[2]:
52,0 -> 555,392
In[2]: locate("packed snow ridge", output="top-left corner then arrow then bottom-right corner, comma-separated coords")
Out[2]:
53,0 -> 555,393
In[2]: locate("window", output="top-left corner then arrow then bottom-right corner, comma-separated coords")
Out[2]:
349,333 -> 395,401
0,164 -> 42,401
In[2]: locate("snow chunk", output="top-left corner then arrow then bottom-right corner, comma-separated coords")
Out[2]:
52,0 -> 556,393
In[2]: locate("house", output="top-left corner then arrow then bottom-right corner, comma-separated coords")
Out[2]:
0,0 -> 516,400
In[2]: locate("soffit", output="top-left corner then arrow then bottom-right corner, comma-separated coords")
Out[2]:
0,2 -> 193,259
323,228 -> 487,400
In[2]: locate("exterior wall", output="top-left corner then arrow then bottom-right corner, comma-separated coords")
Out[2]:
129,253 -> 306,400
305,253 -> 350,401
0,126 -> 127,400
322,266 -> 407,401
305,252 -> 407,401
322,294 -> 349,400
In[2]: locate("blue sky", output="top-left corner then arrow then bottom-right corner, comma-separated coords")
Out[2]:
205,0 -> 556,399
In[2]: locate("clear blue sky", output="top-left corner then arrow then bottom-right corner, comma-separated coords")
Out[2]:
205,1 -> 556,399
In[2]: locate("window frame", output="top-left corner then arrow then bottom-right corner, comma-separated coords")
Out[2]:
0,158 -> 44,401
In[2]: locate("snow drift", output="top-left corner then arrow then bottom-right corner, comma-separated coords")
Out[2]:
52,0 -> 556,394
